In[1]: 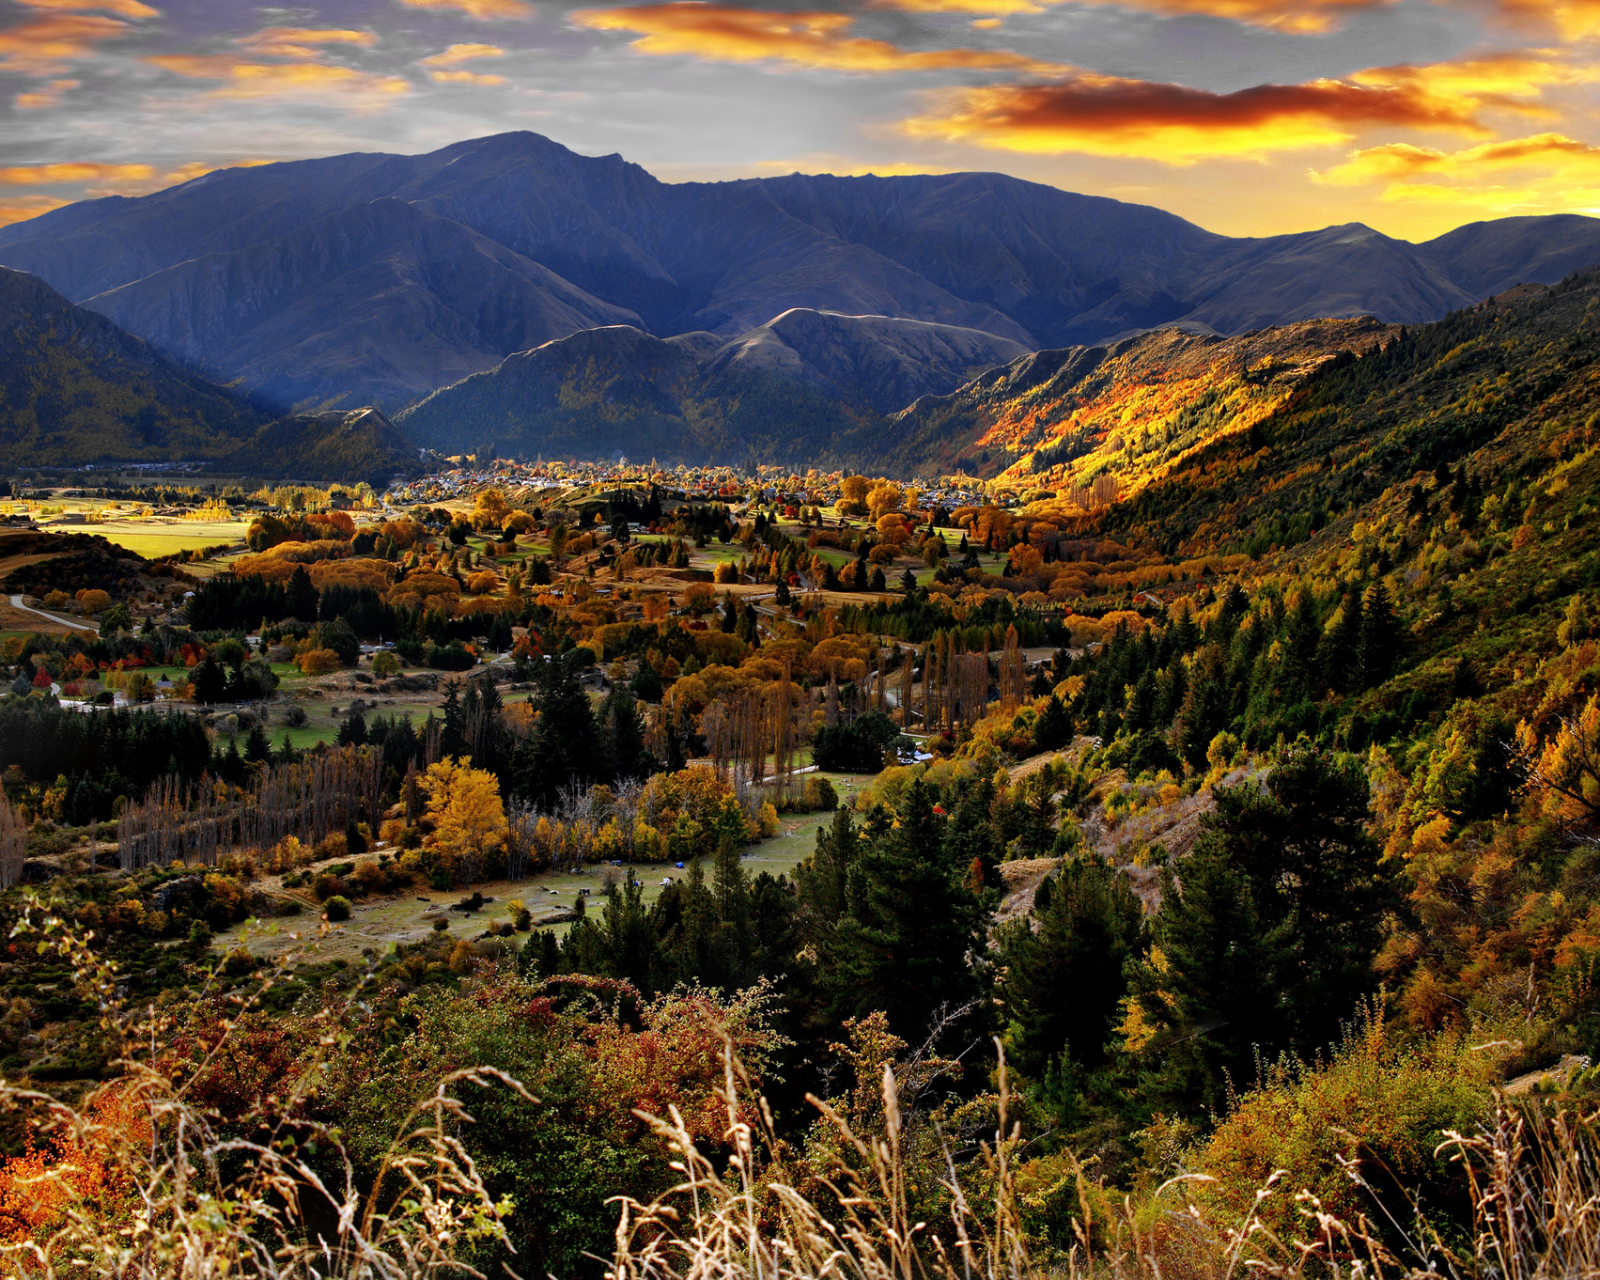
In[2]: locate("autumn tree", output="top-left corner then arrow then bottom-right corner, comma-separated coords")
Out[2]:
422,756 -> 508,883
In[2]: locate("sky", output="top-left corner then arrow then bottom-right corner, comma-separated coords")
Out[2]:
1,0 -> 1599,241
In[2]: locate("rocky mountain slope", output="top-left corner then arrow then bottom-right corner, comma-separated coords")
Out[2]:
3,132 -> 1599,415
396,309 -> 1027,462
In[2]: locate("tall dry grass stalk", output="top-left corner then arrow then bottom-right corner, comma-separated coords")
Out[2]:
0,896 -> 524,1279
608,1041 -> 1600,1280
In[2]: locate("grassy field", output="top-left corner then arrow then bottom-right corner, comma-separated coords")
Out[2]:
220,770 -> 875,964
93,521 -> 252,558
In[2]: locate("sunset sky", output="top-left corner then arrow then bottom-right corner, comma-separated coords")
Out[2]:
2,0 -> 1598,241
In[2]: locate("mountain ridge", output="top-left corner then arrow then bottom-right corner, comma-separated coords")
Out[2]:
4,131 -> 1600,415
395,308 -> 1029,462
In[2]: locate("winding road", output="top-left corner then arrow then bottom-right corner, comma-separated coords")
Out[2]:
8,594 -> 95,632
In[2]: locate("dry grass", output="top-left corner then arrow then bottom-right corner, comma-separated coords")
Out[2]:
9,895 -> 1600,1280
607,1047 -> 1600,1280
0,897 -> 519,1278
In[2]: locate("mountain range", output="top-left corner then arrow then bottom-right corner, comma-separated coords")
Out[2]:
5,131 -> 1600,421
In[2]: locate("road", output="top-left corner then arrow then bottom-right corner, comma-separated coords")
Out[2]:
8,594 -> 96,632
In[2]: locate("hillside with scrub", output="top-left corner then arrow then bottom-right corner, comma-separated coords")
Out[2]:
2,273 -> 1600,1276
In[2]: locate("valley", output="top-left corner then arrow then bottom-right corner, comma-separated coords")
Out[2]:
5,129 -> 1600,1280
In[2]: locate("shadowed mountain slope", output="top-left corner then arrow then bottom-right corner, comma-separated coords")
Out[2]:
81,198 -> 638,413
0,266 -> 265,466
396,309 -> 1028,463
222,406 -> 429,486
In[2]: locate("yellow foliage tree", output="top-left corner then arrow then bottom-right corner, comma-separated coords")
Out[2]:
867,483 -> 903,521
1519,695 -> 1600,826
472,488 -> 510,529
421,757 -> 508,878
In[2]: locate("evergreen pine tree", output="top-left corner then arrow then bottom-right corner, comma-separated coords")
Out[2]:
999,855 -> 1144,1080
1359,582 -> 1400,688
286,565 -> 318,623
244,721 -> 272,764
598,686 -> 647,782
510,653 -> 598,806
192,657 -> 227,705
439,682 -> 466,758
1128,849 -> 1294,1111
820,781 -> 985,1039
337,709 -> 368,747
1321,588 -> 1363,693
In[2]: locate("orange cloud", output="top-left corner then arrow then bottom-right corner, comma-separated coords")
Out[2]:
1349,51 -> 1600,111
0,13 -> 132,74
427,68 -> 507,82
145,55 -> 411,104
571,2 -> 1063,73
0,161 -> 155,185
871,0 -> 1395,34
897,52 -> 1595,162
14,76 -> 77,108
1312,132 -> 1600,214
872,0 -> 1045,12
395,0 -> 533,17
420,42 -> 506,65
1490,0 -> 1600,41
235,27 -> 379,59
1317,131 -> 1600,184
13,0 -> 158,17
0,195 -> 72,227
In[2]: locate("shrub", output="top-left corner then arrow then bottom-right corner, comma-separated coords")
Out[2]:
221,948 -> 256,977
1197,1013 -> 1492,1244
352,861 -> 386,895
371,650 -> 400,676
432,917 -> 450,932
322,895 -> 351,922
314,875 -> 347,902
297,648 -> 341,676
802,775 -> 838,810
